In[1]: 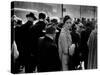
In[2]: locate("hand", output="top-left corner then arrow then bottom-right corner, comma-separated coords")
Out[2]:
69,44 -> 75,56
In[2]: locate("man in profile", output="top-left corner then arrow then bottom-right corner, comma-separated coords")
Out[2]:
37,25 -> 61,72
33,12 -> 46,38
20,12 -> 37,73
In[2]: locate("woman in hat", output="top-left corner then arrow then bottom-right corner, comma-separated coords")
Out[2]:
58,15 -> 74,70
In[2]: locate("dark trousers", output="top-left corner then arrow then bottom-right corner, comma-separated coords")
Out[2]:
24,55 -> 37,73
11,56 -> 20,74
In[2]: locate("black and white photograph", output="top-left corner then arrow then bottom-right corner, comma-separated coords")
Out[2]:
11,1 -> 98,74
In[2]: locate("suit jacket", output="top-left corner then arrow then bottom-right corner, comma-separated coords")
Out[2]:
33,20 -> 46,38
69,31 -> 81,69
38,36 -> 61,72
80,28 -> 91,60
20,21 -> 35,56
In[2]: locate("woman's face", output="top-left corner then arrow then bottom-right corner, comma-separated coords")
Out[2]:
64,19 -> 72,29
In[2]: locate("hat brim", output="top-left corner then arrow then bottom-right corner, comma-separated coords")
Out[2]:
42,29 -> 59,34
26,15 -> 37,20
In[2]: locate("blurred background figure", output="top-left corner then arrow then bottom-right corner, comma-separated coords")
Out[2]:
19,12 -> 37,73
69,23 -> 81,70
79,22 -> 92,69
87,23 -> 97,69
37,25 -> 61,72
46,16 -> 50,24
11,15 -> 22,73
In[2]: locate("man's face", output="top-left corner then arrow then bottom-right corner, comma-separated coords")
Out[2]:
27,17 -> 34,22
76,24 -> 83,32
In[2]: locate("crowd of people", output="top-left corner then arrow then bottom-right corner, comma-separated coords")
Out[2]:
11,11 -> 97,73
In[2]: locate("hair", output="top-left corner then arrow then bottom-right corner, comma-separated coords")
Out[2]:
39,13 -> 46,19
63,15 -> 71,24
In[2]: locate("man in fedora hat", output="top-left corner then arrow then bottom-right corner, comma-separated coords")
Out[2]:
19,12 -> 37,73
33,12 -> 46,38
37,25 -> 61,72
26,12 -> 37,22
